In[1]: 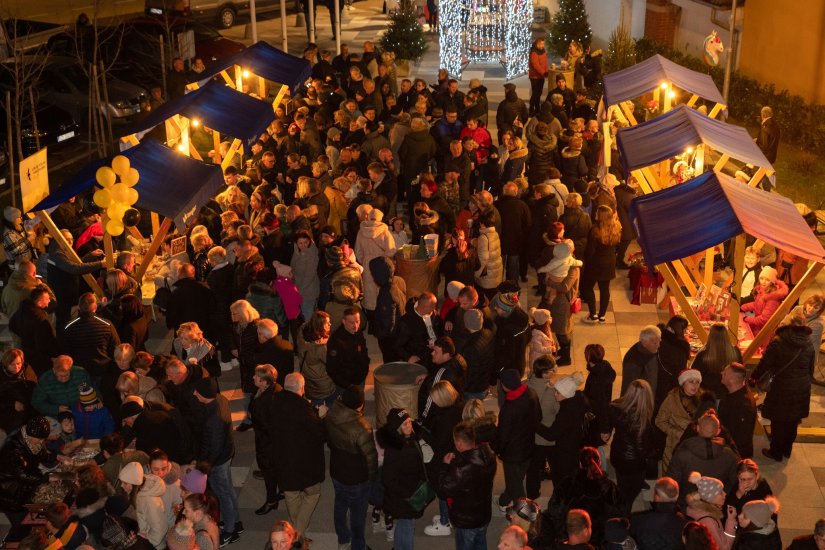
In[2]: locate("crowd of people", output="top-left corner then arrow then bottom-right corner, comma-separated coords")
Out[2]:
0,31 -> 824,550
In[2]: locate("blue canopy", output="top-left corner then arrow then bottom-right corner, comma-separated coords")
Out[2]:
630,171 -> 825,267
129,82 -> 275,143
197,41 -> 312,95
32,140 -> 224,232
603,54 -> 725,107
616,105 -> 773,174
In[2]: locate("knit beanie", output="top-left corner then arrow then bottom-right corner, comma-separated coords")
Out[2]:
166,521 -> 196,550
180,468 -> 207,495
760,266 -> 778,284
493,292 -> 519,317
446,281 -> 465,300
555,371 -> 584,399
464,309 -> 484,333
26,416 -> 51,439
678,368 -> 702,386
689,471 -> 724,503
499,369 -> 522,391
79,383 -> 99,406
340,385 -> 365,410
385,408 -> 411,434
529,307 -> 551,326
119,461 -> 145,486
742,497 -> 780,528
3,206 -> 21,223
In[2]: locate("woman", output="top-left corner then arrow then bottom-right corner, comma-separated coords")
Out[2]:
682,521 -> 720,550
2,206 -> 36,270
474,212 -> 504,299
540,250 -> 580,367
792,293 -> 824,366
118,461 -> 168,548
377,408 -> 427,550
753,315 -> 815,461
583,343 -> 616,447
527,308 -> 556,373
725,459 -> 773,514
535,371 -> 589,485
506,497 -> 555,550
289,231 -> 321,322
462,398 -> 497,446
297,310 -> 337,408
248,190 -> 268,232
173,322 -> 220,378
102,343 -> 136,414
0,348 -> 37,433
730,497 -> 782,549
269,519 -> 308,549
560,193 -> 591,261
528,39 -> 549,116
581,205 -> 621,323
685,472 -> 736,550
500,137 -> 528,185
692,323 -> 743,399
741,266 -> 788,335
182,493 -> 220,550
604,379 -> 655,516
230,300 -> 261,431
191,232 -> 214,282
559,135 -> 589,192
355,208 -> 397,328
118,294 -> 149,351
656,368 -> 702,470
116,371 -> 166,405
545,446 -> 621,545
656,315 -> 691,405
250,364 -> 284,515
525,355 -> 559,501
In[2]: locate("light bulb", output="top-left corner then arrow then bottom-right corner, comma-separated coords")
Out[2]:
660,82 -> 668,89
192,119 -> 200,127
242,70 -> 250,79
177,144 -> 186,152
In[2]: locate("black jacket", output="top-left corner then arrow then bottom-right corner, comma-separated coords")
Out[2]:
718,385 -> 757,459
0,363 -> 37,432
166,277 -> 216,332
458,328 -> 496,393
536,391 -> 589,482
437,444 -> 497,529
546,468 -> 621,545
418,355 -> 467,417
327,325 -> 370,388
60,313 -> 120,378
753,324 -> 815,423
582,228 -> 617,282
528,194 -> 560,263
0,431 -> 52,512
9,298 -> 57,375
560,207 -> 591,260
377,427 -> 427,520
656,326 -> 690,406
629,501 -> 688,550
494,306 -> 530,377
607,403 -> 654,472
253,337 -> 294,388
732,525 -> 782,550
495,384 -> 541,463
395,299 -> 443,367
583,359 -> 615,435
250,384 -> 281,470
724,477 -> 772,513
198,395 -> 234,467
614,183 -> 638,241
370,257 -> 402,341
269,390 -> 326,491
421,400 -> 464,482
325,401 -> 378,485
666,436 -> 739,498
45,240 -> 104,307
494,195 -> 532,255
130,405 -> 191,464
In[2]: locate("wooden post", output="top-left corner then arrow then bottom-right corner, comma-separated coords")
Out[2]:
258,75 -> 266,98
727,234 -> 746,345
37,210 -> 105,297
743,262 -> 825,361
671,259 -> 699,297
708,103 -> 726,119
151,212 -> 160,237
101,212 -> 115,271
235,65 -> 243,91
704,248 -> 714,290
135,217 -> 173,282
271,84 -> 288,112
220,70 -> 235,88
747,167 -> 768,188
686,94 -> 699,108
640,166 -> 662,191
212,129 -> 222,165
221,138 -> 244,171
619,101 -> 638,126
659,262 -> 708,343
713,153 -> 730,172
120,134 -> 140,149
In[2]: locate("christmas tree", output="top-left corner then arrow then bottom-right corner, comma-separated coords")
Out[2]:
547,0 -> 593,58
379,0 -> 428,62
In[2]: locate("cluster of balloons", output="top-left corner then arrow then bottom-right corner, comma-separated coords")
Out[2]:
93,155 -> 141,236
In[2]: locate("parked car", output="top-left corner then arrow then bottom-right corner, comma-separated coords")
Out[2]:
145,0 -> 280,29
0,19 -> 68,58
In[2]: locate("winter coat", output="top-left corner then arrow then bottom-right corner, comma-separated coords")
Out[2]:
526,375 -> 559,446
418,356 -> 467,417
731,522 -> 782,550
629,501 -> 688,550
250,383 -> 281,471
621,342 -> 659,397
323,186 -> 348,236
437,444 -> 497,529
421,401 -> 464,481
269,389 -> 326,491
753,324 -> 816,423
528,194 -> 560,263
327,325 -> 370,388
370,256 -> 405,341
495,91 -> 528,135
9,298 -> 57,375
526,131 -> 558,186
133,473 -> 167,548
130,404 -> 193,465
319,263 -> 364,312
290,241 -> 321,305
495,384 -> 541,463
582,228 -> 618,282
45,239 -> 104,307
355,221 -> 397,310
561,207 -> 591,260
494,306 -> 531,377
527,328 -> 556,375
395,298 -> 443,366
607,403 -> 654,472
692,346 -> 743,400
546,468 -> 621,544
60,313 -> 120,379
297,324 -> 336,400
501,146 -> 528,183
233,321 -> 260,394
0,431 -> 52,512
73,402 -> 116,440
246,281 -> 288,330
253,337 -> 294,388
718,385 -> 757,458
377,427 -> 427,520
656,327 -> 690,405
724,477 -> 773,514
614,183 -> 638,241
198,395 -> 234,467
545,265 -> 579,339
1,269 -> 54,319
474,226 -> 504,290
667,435 -> 739,498
325,400 -> 378,485
583,359 -> 616,436
398,129 -> 437,185
458,328 -> 496,393
655,388 -> 697,469
559,147 -> 589,190
741,281 -> 789,334
32,366 -> 91,417
494,195 -> 532,256
536,391 -> 590,483
165,277 -> 216,333
529,48 -> 549,79
0,362 -> 37,432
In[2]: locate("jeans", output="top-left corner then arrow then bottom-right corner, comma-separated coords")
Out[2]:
438,498 -> 450,525
300,300 -> 317,326
210,459 -> 238,533
332,479 -> 371,549
499,459 -> 530,506
456,525 -> 489,550
394,518 -> 415,550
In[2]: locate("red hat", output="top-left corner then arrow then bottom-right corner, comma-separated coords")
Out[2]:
421,180 -> 438,195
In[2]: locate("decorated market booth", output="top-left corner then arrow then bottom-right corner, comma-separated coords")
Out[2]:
630,171 -> 825,362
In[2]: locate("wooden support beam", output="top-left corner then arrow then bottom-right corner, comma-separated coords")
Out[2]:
135,217 -> 173,282
619,101 -> 638,126
727,234 -> 747,346
235,64 -> 243,91
631,169 -> 655,195
686,94 -> 699,108
708,103 -> 726,119
151,212 -> 160,237
120,134 -> 140,148
671,259 -> 699,297
743,262 -> 824,361
271,84 -> 288,112
258,75 -> 266,98
101,212 -> 115,271
681,255 -> 704,289
127,226 -> 143,241
37,210 -> 105,298
221,138 -> 243,172
659,262 -> 708,343
704,248 -> 714,290
713,153 -> 730,172
212,129 -> 222,165
220,70 -> 234,88
640,166 -> 662,192
747,167 -> 768,188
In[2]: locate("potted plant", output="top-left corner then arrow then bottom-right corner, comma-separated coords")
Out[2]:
379,0 -> 428,76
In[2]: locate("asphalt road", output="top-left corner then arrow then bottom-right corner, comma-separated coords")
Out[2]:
3,0 -> 144,24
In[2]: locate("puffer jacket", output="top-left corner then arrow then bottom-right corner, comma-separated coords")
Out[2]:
474,226 -> 503,290
607,403 -> 654,472
559,146 -> 588,190
526,131 -> 558,186
437,444 -> 497,529
377,427 -> 427,520
741,280 -> 789,334
667,435 -> 739,498
355,221 -> 397,310
731,522 -> 782,550
290,241 -> 320,305
246,280 -> 288,330
561,207 -> 591,260
500,146 -> 528,183
134,473 -> 167,548
297,324 -> 336,400
527,328 -> 556,376
0,431 -> 52,512
370,257 -> 404,341
526,375 -> 559,446
325,401 -> 378,485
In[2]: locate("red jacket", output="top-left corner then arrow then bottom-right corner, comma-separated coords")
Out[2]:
529,49 -> 549,80
741,280 -> 788,334
459,126 -> 493,163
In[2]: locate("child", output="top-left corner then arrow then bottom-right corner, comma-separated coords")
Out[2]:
45,502 -> 88,550
73,383 -> 116,440
388,216 -> 409,247
538,241 -> 582,302
47,412 -> 85,456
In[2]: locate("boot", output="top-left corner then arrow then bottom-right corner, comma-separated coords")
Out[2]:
556,343 -> 571,366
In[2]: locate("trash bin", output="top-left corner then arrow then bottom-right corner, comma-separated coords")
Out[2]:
372,362 -> 427,427
395,251 -> 442,299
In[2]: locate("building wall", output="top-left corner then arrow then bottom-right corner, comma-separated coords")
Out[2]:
738,0 -> 825,104
584,0 -> 646,49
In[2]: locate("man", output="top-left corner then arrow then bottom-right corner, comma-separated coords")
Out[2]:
271,373 -> 326,535
446,286 -> 494,349
327,308 -> 370,391
115,251 -> 142,298
98,432 -> 150,492
527,184 -> 560,289
458,309 -> 496,400
498,525 -> 529,550
496,83 -> 528,144
718,362 -> 757,458
437,79 -> 466,117
325,386 -> 378,550
494,183 -> 532,285
621,325 -> 662,396
395,292 -> 442,368
562,509 -> 596,549
193,378 -> 242,546
9,287 -> 58,375
43,502 -> 87,549
367,162 -> 397,212
438,421 -> 497,548
787,518 -> 825,550
31,355 -> 91,417
120,397 -> 191,471
444,140 -> 472,205
166,263 -> 216,335
60,292 -> 120,383
417,336 -> 468,417
434,107 -> 465,151
254,319 -> 294,388
629,476 -> 688,549
614,175 -> 638,268
397,78 -> 417,112
492,292 -> 531,379
163,357 -> 213,443
756,105 -> 780,164
167,57 -> 189,99
494,369 -> 541,511
2,260 -> 54,325
546,74 -> 575,117
46,229 -> 105,332
571,88 -> 595,122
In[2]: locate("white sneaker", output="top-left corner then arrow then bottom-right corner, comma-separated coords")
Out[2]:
431,514 -> 441,524
371,518 -> 385,533
424,522 -> 452,536
219,360 -> 234,372
495,495 -> 508,514
385,525 -> 394,542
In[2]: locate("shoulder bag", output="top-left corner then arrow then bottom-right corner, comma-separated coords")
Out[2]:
405,438 -> 437,512
757,349 -> 802,393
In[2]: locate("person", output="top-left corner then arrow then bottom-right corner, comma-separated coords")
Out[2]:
118,461 -> 168,548
9,287 -> 58,375
792,293 -> 825,366
692,323 -> 743,399
740,266 -> 788,335
173,322 -> 220,379
756,106 -> 780,165
561,509 -> 596,549
46,229 -> 105,332
752,315 -> 815,461
166,263 -> 216,336
528,39 -> 550,116
418,337 -> 467,418
630,476 -> 688,550
621,325 -> 662,396
0,348 -> 37,434
492,292 -> 531,379
163,358 -> 212,449
581,205 -> 622,323
786,518 -> 825,550
684,473 -> 736,550
268,519 -> 308,549
181,493 -> 220,550
526,308 -> 556,374
457,309 -> 496,400
682,521 -> 720,550
525,355 -> 558,500
604,379 -> 655,515
656,369 -> 702,470
355,208 -> 397,324
297,310 -> 337,407
656,315 -> 691,406
498,525 -> 530,550
504,498 -> 554,550
254,319 -> 293,388
271,373 -> 326,535
167,57 -> 189,98
44,501 -> 88,549
496,83 -> 528,144
2,206 -> 36,270
327,308 -> 370,391
537,242 -> 582,301
249,364 -> 283,515
730,497 -> 782,549
2,260 -> 53,326
377,408 -> 428,550
583,343 -> 616,446
325,385 -> 378,550
438,421 -> 497,549
718,362 -> 757,459
230,299 -> 261,430
370,256 -> 406,363
494,183 -> 532,285
724,459 -> 773,514
32,355 -> 91,417
395,292 -> 442,367
72,383 -> 115,440
60,292 -> 120,384
120,397 -> 191,465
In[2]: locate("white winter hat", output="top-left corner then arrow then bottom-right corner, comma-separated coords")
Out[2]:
555,371 -> 584,399
119,461 -> 145,486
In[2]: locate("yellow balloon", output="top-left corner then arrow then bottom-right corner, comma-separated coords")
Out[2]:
107,203 -> 128,220
123,167 -> 140,187
96,166 -> 116,188
125,187 -> 139,205
106,218 -> 125,236
111,155 -> 131,178
110,182 -> 129,203
93,188 -> 112,208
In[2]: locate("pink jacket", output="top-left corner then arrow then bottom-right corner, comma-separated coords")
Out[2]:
741,280 -> 788,333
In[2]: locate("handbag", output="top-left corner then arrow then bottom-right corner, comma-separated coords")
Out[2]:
570,297 -> 582,314
757,349 -> 802,393
405,438 -> 437,512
